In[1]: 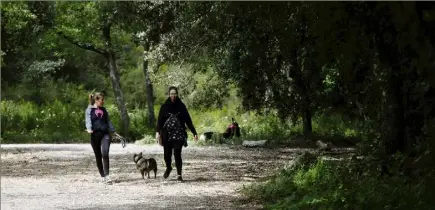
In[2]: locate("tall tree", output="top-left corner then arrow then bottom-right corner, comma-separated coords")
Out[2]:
1,1 -> 55,86
116,1 -> 178,127
170,2 -> 326,138
312,1 -> 435,163
55,2 -> 131,135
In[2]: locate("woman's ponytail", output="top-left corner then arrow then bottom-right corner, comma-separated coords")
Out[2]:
89,93 -> 94,105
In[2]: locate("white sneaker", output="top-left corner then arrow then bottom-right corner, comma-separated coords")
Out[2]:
101,177 -> 106,183
105,176 -> 113,184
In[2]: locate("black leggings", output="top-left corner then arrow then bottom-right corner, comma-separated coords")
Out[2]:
163,140 -> 183,175
91,132 -> 111,177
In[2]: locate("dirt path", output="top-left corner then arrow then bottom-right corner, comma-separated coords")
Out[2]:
1,143 -> 302,210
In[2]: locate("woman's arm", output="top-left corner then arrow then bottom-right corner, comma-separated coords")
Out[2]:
85,106 -> 92,131
183,105 -> 197,136
156,105 -> 165,134
155,105 -> 166,146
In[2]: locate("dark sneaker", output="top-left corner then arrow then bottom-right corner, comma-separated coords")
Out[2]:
177,175 -> 183,182
163,167 -> 172,179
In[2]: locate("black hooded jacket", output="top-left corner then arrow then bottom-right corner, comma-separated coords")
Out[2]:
156,97 -> 197,138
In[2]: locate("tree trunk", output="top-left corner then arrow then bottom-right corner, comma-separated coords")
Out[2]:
382,75 -> 405,156
302,102 -> 313,139
301,49 -> 313,140
107,52 -> 130,135
103,23 -> 130,136
142,43 -> 155,127
366,4 -> 406,157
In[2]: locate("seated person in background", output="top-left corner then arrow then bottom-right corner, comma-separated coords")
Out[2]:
222,118 -> 241,139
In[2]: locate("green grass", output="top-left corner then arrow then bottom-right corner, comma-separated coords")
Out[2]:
241,153 -> 435,210
1,98 -> 362,144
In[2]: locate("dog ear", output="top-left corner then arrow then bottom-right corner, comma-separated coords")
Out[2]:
139,152 -> 143,156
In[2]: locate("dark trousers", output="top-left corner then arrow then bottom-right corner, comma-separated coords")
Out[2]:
163,140 -> 183,175
91,132 -> 111,177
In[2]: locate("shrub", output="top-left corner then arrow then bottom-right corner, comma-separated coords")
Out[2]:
241,153 -> 435,210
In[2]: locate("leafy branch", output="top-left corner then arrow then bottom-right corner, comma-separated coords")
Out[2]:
56,31 -> 107,56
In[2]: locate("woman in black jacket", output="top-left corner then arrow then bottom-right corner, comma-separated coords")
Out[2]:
156,86 -> 198,181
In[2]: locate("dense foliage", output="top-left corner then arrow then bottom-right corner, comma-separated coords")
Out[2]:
2,1 -> 435,208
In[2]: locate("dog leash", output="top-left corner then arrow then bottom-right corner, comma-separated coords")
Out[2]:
114,133 -> 127,148
121,136 -> 126,148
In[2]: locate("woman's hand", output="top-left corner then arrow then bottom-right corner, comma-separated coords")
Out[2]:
193,135 -> 198,142
111,132 -> 126,148
86,129 -> 93,134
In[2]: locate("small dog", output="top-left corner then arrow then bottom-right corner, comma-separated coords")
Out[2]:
133,152 -> 157,179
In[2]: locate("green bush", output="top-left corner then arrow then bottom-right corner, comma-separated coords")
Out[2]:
312,113 -> 359,138
1,99 -> 88,143
105,104 -> 155,139
1,79 -> 364,144
1,99 -> 154,143
134,134 -> 156,145
1,98 -> 362,144
1,100 -> 39,133
241,154 -> 435,210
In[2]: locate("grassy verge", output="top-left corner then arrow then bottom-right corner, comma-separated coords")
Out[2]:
1,99 -> 361,145
241,153 -> 435,210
